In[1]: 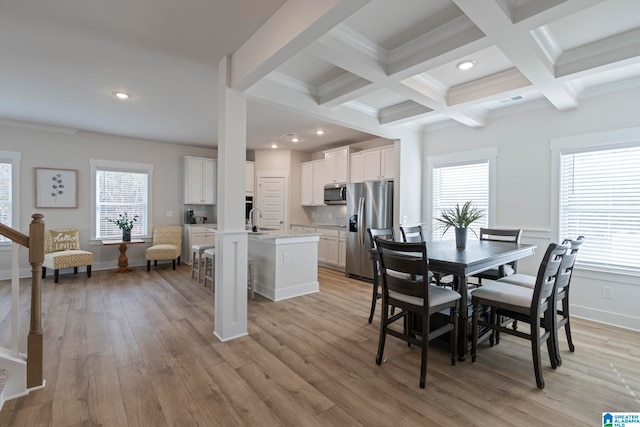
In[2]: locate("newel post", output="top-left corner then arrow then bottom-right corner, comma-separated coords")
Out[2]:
27,213 -> 45,389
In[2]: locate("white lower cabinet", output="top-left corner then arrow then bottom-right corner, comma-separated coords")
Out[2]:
338,230 -> 346,269
317,227 -> 343,271
183,225 -> 216,265
292,225 -> 345,271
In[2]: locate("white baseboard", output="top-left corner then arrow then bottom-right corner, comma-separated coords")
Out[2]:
571,304 -> 640,332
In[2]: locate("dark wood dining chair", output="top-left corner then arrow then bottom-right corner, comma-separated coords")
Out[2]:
498,236 -> 584,365
399,225 -> 423,242
472,228 -> 523,284
366,228 -> 395,324
375,238 -> 461,389
471,241 -> 570,389
400,224 -> 448,287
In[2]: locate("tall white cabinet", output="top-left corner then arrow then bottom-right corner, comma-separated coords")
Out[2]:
301,160 -> 325,206
184,156 -> 217,204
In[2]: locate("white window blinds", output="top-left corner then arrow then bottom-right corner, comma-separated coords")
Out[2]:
96,169 -> 148,239
432,161 -> 489,241
560,145 -> 640,272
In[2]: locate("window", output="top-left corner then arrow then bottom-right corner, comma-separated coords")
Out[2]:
559,145 -> 640,273
0,151 -> 20,245
552,126 -> 640,274
427,148 -> 496,241
90,159 -> 153,240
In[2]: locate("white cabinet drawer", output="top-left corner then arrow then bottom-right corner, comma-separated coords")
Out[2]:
317,227 -> 339,238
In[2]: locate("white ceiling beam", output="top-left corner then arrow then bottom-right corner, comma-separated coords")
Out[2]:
452,0 -> 580,110
401,76 -> 448,106
379,101 -> 432,125
245,77 -> 418,141
312,28 -> 451,111
311,31 -> 388,82
319,75 -> 376,107
448,68 -> 532,105
448,109 -> 487,128
556,28 -> 640,78
542,84 -> 579,111
231,0 -> 371,92
387,15 -> 488,79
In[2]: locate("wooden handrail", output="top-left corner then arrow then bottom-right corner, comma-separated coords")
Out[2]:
0,223 -> 28,247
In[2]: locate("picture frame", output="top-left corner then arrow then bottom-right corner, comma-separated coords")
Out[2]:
35,168 -> 78,208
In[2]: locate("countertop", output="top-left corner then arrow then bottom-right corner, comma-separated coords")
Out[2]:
248,230 -> 320,240
291,223 -> 347,229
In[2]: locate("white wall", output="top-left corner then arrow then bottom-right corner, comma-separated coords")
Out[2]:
419,86 -> 640,331
0,122 -> 216,277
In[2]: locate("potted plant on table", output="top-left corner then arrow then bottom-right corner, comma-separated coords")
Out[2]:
106,212 -> 139,242
435,201 -> 484,249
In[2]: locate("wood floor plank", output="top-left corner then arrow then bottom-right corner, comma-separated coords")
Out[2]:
117,361 -> 168,427
1,266 -> 639,426
86,351 -> 128,426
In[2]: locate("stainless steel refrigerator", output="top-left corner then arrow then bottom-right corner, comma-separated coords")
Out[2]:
346,180 -> 393,280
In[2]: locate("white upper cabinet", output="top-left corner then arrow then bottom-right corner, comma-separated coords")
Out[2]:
301,160 -> 325,206
245,161 -> 255,194
184,156 -> 216,204
324,147 -> 349,184
352,146 -> 395,182
362,149 -> 382,181
380,146 -> 395,181
350,152 -> 364,183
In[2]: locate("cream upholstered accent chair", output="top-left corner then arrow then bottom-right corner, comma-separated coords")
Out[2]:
146,226 -> 182,271
42,228 -> 93,283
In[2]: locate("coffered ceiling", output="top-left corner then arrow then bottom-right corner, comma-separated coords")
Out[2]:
1,0 -> 639,152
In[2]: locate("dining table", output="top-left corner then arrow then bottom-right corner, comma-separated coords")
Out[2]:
425,239 -> 537,360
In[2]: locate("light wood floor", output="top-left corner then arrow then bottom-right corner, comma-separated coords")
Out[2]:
0,265 -> 639,426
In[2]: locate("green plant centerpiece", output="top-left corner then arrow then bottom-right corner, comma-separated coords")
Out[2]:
435,201 -> 484,249
106,212 -> 139,241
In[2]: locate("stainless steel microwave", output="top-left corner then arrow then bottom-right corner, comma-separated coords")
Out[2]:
324,184 -> 347,205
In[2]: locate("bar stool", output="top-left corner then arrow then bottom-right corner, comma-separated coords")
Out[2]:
203,248 -> 215,288
191,243 -> 215,283
203,250 -> 256,299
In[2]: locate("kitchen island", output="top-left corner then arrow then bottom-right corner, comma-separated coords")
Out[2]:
248,230 -> 320,301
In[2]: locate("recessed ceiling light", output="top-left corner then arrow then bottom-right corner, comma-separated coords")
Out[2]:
271,143 -> 278,149
457,60 -> 476,71
315,129 -> 325,136
291,136 -> 300,143
112,91 -> 132,100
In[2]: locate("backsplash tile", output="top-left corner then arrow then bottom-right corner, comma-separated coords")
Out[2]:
306,205 -> 347,226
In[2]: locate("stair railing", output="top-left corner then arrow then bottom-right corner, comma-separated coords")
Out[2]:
0,213 -> 45,388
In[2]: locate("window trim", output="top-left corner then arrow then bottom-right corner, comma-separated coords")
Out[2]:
90,159 -> 153,242
426,147 -> 497,241
0,150 -> 21,248
550,126 -> 640,276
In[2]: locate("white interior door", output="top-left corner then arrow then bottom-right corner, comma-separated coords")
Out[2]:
257,176 -> 285,230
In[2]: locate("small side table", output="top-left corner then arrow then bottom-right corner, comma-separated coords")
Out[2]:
101,239 -> 145,273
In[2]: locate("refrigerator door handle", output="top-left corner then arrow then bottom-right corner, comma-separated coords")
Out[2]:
358,196 -> 365,247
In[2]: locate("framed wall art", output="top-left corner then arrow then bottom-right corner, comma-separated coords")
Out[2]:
35,168 -> 78,208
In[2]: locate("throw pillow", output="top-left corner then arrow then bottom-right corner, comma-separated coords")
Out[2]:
46,229 -> 80,252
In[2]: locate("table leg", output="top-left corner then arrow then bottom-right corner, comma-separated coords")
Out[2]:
453,274 -> 468,361
116,244 -> 131,273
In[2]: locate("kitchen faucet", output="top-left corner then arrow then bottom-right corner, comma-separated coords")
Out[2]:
248,208 -> 262,231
